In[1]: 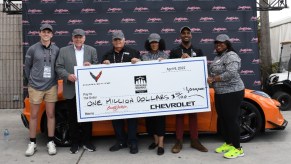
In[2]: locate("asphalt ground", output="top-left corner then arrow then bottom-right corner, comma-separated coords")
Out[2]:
0,109 -> 290,164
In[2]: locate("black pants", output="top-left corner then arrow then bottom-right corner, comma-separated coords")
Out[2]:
145,116 -> 165,137
67,97 -> 92,144
112,118 -> 137,145
215,90 -> 244,148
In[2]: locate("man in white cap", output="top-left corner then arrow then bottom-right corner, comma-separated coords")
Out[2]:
170,26 -> 208,153
102,31 -> 141,154
24,24 -> 59,156
56,28 -> 98,154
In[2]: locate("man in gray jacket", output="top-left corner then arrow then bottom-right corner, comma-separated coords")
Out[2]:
24,24 -> 59,156
56,29 -> 98,154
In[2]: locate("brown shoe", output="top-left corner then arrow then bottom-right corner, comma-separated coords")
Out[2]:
191,139 -> 208,152
171,140 -> 183,153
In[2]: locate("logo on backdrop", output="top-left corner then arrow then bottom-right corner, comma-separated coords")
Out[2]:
134,76 -> 147,93
212,27 -> 227,33
94,19 -> 110,24
191,28 -> 202,33
27,31 -> 40,36
133,7 -> 149,12
212,6 -> 227,11
67,0 -> 83,3
200,38 -> 215,44
238,27 -> 253,32
173,17 -> 189,23
147,18 -> 163,23
161,28 -> 176,34
81,8 -> 96,13
107,29 -> 122,35
85,30 -> 97,35
240,70 -> 255,75
251,37 -> 258,43
173,39 -> 182,44
239,48 -> 253,54
41,0 -> 56,3
252,59 -> 260,64
94,40 -> 110,46
186,6 -> 201,12
107,8 -> 123,13
27,9 -> 43,14
22,20 -> 30,25
125,40 -> 137,45
134,29 -> 150,34
41,20 -> 56,25
250,16 -> 257,21
160,7 -> 176,12
237,6 -> 252,11
121,18 -> 137,23
253,80 -> 261,86
229,37 -> 241,43
199,17 -> 215,22
23,42 -> 30,47
68,19 -> 83,25
225,17 -> 240,22
54,31 -> 70,36
54,9 -> 70,14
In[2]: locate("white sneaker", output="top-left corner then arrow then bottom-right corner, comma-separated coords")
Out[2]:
47,141 -> 57,155
25,142 -> 37,156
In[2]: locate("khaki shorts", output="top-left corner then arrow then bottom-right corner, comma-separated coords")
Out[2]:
28,85 -> 58,104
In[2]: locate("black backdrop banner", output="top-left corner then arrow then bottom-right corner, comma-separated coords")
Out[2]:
22,0 -> 260,90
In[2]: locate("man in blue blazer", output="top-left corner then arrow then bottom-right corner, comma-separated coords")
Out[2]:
56,29 -> 98,154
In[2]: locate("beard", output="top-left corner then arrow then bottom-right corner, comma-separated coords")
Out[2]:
182,40 -> 190,45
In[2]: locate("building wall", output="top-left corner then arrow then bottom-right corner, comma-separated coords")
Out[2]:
270,17 -> 291,63
0,4 -> 23,109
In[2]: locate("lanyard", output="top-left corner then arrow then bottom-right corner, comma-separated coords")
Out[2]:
43,48 -> 52,65
113,52 -> 124,63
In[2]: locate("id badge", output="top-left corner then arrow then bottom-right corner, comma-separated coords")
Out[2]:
43,66 -> 52,78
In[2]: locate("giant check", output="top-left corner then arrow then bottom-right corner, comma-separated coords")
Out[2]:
75,57 -> 211,122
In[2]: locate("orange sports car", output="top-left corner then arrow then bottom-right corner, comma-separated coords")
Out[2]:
21,80 -> 288,146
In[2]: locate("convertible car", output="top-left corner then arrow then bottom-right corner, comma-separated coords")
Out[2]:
21,80 -> 288,146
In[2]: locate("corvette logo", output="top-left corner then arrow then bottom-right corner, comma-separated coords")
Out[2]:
90,71 -> 102,82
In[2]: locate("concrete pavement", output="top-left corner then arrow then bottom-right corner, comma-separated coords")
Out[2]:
0,109 -> 290,164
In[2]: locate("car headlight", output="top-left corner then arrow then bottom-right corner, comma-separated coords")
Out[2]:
251,90 -> 271,98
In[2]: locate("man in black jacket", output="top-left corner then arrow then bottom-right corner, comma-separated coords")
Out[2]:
102,31 -> 141,154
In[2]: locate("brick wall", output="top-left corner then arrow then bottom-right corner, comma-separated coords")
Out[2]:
0,4 -> 23,109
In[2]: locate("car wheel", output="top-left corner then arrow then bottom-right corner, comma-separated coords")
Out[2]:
54,101 -> 71,147
240,101 -> 263,142
272,91 -> 291,111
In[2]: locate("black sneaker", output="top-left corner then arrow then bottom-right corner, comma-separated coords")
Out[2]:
83,143 -> 96,152
129,144 -> 138,154
109,143 -> 127,152
70,144 -> 79,154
